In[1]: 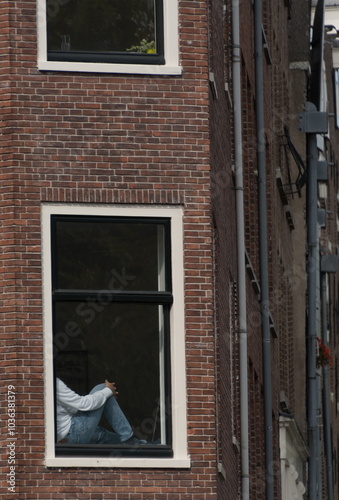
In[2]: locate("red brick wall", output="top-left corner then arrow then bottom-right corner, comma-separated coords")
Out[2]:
0,0 -> 319,498
240,0 -> 302,496
0,1 -> 222,499
208,0 -> 239,495
210,0 -> 300,495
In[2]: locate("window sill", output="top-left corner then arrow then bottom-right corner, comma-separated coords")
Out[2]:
37,60 -> 182,75
45,456 -> 191,468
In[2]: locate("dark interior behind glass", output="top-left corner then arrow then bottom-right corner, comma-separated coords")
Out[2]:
51,216 -> 172,457
47,0 -> 164,64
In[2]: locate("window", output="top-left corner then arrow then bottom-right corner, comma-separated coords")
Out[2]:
42,204 -> 189,468
37,0 -> 181,74
47,0 -> 164,65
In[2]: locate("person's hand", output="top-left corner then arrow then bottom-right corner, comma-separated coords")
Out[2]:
105,380 -> 118,397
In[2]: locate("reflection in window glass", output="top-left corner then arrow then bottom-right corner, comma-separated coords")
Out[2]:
55,220 -> 166,291
47,0 -> 162,62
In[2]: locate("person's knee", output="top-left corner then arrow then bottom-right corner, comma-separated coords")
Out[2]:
89,383 -> 106,394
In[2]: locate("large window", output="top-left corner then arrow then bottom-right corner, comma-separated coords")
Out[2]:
37,0 -> 181,74
42,205 -> 189,468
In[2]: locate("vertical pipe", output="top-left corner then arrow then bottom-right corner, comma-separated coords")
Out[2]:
253,2 -> 274,499
316,370 -> 322,500
321,270 -> 334,500
307,1 -> 325,496
231,1 -> 250,498
306,122 -> 319,500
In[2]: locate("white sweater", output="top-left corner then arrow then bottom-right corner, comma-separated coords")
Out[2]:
56,378 -> 113,441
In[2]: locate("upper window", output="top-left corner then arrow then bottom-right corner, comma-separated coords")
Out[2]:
47,0 -> 164,65
37,0 -> 181,74
42,204 -> 189,468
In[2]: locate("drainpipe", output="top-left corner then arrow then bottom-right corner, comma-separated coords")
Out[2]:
298,101 -> 328,500
320,266 -> 334,500
306,2 -> 325,497
305,108 -> 320,500
254,2 -> 274,500
231,1 -> 249,498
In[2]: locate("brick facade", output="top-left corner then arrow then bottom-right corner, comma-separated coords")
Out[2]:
1,1 -> 219,498
1,0 -> 339,499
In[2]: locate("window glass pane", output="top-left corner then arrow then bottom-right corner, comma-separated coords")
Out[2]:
54,301 -> 168,444
54,219 -> 166,291
47,0 -> 157,55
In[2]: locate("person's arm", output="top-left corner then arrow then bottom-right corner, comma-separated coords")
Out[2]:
56,378 -> 113,412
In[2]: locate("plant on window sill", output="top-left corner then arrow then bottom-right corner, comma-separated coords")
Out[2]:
316,337 -> 333,368
127,40 -> 156,54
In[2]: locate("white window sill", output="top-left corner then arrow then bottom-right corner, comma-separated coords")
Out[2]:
45,456 -> 191,468
37,60 -> 182,75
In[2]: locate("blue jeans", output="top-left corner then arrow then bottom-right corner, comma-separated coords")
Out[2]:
66,384 -> 133,444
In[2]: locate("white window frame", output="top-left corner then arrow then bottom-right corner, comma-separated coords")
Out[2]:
37,0 -> 181,75
42,203 -> 189,468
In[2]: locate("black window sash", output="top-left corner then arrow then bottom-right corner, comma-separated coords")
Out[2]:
51,214 -> 173,457
51,215 -> 172,294
46,0 -> 165,65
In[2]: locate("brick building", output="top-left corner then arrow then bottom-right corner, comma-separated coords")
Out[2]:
1,0 -> 220,498
1,0 -> 339,499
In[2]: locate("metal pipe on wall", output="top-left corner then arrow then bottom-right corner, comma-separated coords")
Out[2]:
321,270 -> 334,500
253,1 -> 274,499
306,119 -> 319,500
231,0 -> 250,498
307,2 -> 325,497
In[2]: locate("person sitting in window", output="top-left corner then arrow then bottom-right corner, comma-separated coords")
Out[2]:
56,378 -> 145,445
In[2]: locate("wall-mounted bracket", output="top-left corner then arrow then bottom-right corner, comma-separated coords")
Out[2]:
317,161 -> 328,181
321,254 -> 338,273
298,102 -> 328,134
317,208 -> 326,227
